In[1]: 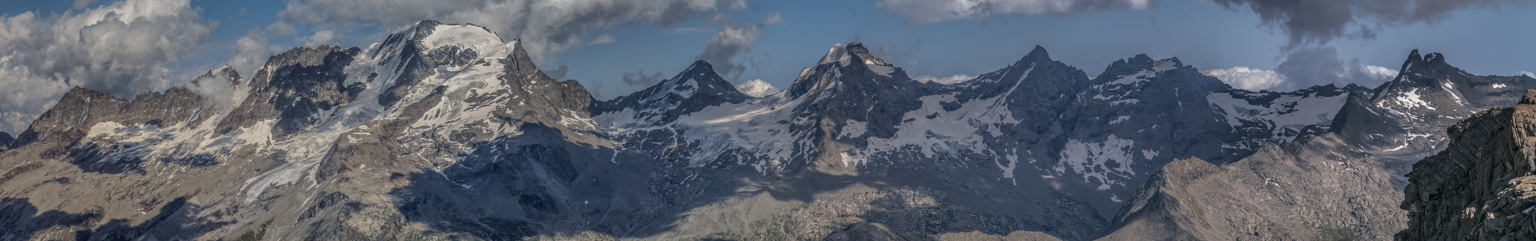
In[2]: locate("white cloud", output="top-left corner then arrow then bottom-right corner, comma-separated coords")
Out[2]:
735,79 -> 780,97
1202,67 -> 1284,91
1359,65 -> 1398,80
278,0 -> 746,64
914,74 -> 976,84
303,30 -> 346,47
264,21 -> 298,36
765,12 -> 784,25
876,0 -> 1154,24
225,33 -> 287,77
588,34 -> 616,45
1520,71 -> 1534,79
0,0 -> 215,133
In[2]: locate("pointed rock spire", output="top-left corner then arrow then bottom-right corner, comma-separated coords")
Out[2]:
1402,49 -> 1423,70
505,39 -> 547,80
1027,45 -> 1051,60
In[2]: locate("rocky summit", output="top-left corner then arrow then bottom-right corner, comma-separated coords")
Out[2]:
1,20 -> 1534,241
1397,90 -> 1536,240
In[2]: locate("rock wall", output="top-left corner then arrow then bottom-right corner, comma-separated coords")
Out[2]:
1398,90 -> 1536,240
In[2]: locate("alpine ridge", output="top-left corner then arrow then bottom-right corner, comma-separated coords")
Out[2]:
1099,49 -> 1536,240
1,20 -> 1532,241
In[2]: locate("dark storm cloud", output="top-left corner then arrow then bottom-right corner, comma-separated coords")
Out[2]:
1273,46 -> 1398,90
696,22 -> 763,80
876,0 -> 1154,24
622,69 -> 668,87
1214,0 -> 1532,49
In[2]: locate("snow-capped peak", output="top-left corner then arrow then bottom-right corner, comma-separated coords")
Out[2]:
417,21 -> 517,59
818,43 -> 855,67
811,43 -> 899,77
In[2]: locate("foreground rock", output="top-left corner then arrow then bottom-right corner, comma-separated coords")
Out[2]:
1397,90 -> 1536,240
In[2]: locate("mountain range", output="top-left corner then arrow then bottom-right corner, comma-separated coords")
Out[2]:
1,20 -> 1531,240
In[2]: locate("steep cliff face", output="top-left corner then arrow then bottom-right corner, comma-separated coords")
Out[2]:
1398,90 -> 1536,240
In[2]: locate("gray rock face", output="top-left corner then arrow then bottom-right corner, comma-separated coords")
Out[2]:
1397,90 -> 1536,240
214,45 -> 362,138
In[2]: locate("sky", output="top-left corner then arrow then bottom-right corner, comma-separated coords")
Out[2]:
1,0 -> 1534,134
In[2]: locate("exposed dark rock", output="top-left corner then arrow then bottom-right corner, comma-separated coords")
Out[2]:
0,131 -> 12,151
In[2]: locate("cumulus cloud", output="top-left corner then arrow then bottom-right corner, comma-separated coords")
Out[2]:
1273,46 -> 1398,90
914,74 -> 976,84
588,34 -> 616,45
1213,0 -> 1529,49
735,79 -> 780,97
0,0 -> 216,133
278,0 -> 746,64
697,22 -> 763,80
1202,67 -> 1284,91
622,69 -> 667,87
875,0 -> 1154,24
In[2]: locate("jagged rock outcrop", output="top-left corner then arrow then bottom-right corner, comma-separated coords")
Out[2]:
1397,90 -> 1536,240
